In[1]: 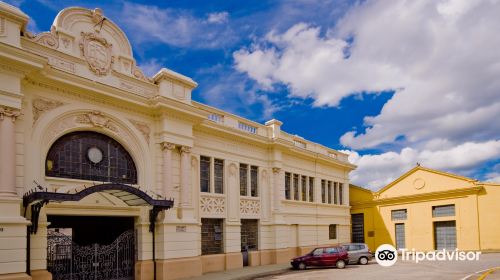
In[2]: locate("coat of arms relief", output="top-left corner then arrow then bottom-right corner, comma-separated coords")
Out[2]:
79,32 -> 113,76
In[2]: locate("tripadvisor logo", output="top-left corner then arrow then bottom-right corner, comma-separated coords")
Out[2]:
375,244 -> 482,267
375,244 -> 398,267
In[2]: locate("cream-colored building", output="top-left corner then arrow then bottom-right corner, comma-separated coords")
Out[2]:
0,4 -> 355,280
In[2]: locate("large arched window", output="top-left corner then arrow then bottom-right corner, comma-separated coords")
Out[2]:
46,131 -> 137,184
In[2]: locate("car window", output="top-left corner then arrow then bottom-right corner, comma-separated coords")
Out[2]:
325,247 -> 338,254
341,245 -> 349,251
312,248 -> 324,256
359,245 -> 367,250
349,245 -> 358,251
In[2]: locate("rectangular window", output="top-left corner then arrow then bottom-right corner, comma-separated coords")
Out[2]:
293,174 -> 299,200
250,166 -> 258,197
351,213 -> 365,243
201,218 -> 224,255
285,172 -> 291,200
432,204 -> 455,217
214,158 -> 224,194
321,180 -> 326,203
339,183 -> 344,205
395,223 -> 406,249
329,224 -> 337,240
391,209 -> 408,221
240,164 -> 248,196
301,176 -> 307,201
327,181 -> 332,204
309,177 -> 314,202
334,182 -> 338,204
200,156 -> 211,193
241,219 -> 259,250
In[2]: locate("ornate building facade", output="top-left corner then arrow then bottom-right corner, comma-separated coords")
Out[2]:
0,4 -> 355,280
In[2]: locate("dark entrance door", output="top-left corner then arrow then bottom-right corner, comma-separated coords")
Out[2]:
47,216 -> 135,280
351,213 -> 365,243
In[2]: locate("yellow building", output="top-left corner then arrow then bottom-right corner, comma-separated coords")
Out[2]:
350,166 -> 500,252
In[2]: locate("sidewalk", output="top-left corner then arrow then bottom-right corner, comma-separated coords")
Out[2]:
187,264 -> 291,280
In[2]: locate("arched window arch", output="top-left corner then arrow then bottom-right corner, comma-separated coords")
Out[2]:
46,131 -> 137,184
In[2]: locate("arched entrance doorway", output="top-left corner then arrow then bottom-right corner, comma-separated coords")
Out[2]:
23,183 -> 173,280
23,131 -> 172,279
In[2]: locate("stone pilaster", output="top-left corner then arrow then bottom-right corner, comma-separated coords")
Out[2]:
0,106 -> 29,278
0,106 -> 21,197
179,146 -> 194,220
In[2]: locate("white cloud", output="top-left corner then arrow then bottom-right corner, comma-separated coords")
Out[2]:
234,0 -> 500,151
344,140 -> 500,190
138,58 -> 163,77
118,2 -> 236,49
207,12 -> 229,24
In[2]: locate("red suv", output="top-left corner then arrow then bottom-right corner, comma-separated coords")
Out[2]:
291,246 -> 348,270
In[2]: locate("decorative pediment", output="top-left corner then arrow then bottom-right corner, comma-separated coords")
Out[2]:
24,7 -> 151,82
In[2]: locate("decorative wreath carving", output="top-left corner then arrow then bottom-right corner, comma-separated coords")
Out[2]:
75,111 -> 118,132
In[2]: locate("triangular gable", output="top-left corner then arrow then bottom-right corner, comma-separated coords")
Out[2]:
376,166 -> 476,199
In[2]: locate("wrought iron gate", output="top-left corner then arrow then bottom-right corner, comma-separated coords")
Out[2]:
47,229 -> 135,280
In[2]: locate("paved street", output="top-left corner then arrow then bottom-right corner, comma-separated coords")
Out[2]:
255,253 -> 500,280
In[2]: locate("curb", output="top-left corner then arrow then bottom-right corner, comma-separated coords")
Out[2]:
233,268 -> 292,280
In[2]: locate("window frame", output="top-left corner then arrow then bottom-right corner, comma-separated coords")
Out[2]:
329,224 -> 337,240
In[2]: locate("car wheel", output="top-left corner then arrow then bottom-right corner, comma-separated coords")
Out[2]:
336,260 -> 346,269
298,262 -> 307,270
359,257 -> 368,265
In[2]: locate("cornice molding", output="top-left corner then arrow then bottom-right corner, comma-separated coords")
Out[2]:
351,186 -> 483,208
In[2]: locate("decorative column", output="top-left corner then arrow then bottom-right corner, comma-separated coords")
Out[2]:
160,142 -> 175,197
0,106 -> 30,279
0,106 -> 21,196
272,167 -> 283,212
179,146 -> 193,220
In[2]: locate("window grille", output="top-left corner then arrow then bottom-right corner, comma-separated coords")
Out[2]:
309,177 -> 314,202
250,166 -> 258,197
240,164 -> 248,196
391,209 -> 407,220
329,224 -> 337,239
214,158 -> 224,194
200,156 -> 211,192
45,131 -> 137,184
432,205 -> 455,217
285,172 -> 291,200
301,176 -> 307,201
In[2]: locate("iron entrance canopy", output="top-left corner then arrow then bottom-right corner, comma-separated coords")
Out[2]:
23,183 -> 174,234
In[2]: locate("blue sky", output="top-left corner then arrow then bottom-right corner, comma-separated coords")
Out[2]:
7,0 -> 500,189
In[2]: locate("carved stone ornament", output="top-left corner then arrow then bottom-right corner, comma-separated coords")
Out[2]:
240,199 -> 260,215
25,26 -> 59,49
200,195 -> 225,216
129,119 -> 151,143
161,142 -> 176,151
76,111 -> 118,132
79,32 -> 113,76
229,163 -> 238,177
0,106 -> 21,121
180,146 -> 191,154
132,66 -> 152,82
272,167 -> 281,174
32,98 -> 64,124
